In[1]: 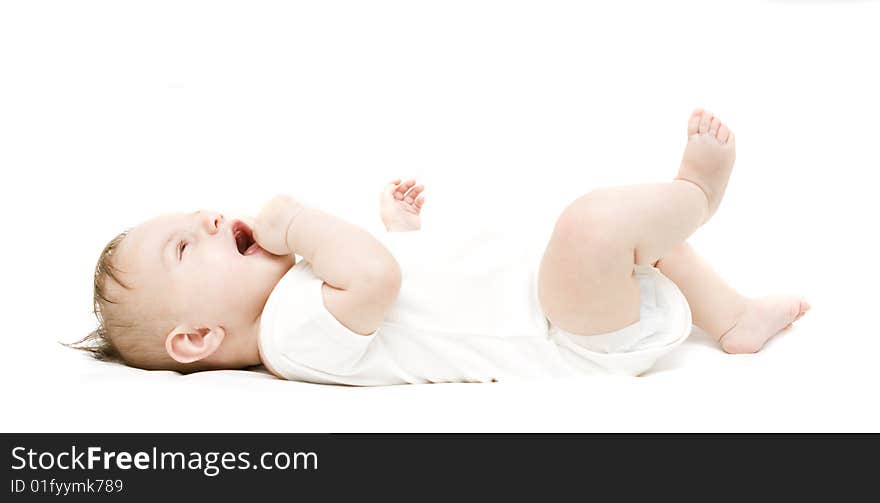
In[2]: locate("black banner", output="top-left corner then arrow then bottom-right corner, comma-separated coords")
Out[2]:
3,434 -> 876,500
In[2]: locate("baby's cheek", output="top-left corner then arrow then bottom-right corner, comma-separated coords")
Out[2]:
191,257 -> 236,295
200,276 -> 243,319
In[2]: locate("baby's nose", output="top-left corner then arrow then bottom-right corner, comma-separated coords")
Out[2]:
202,212 -> 225,235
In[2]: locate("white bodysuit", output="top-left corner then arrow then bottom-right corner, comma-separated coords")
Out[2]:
259,225 -> 693,385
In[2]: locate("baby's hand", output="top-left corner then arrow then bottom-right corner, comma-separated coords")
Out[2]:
379,178 -> 425,232
254,195 -> 306,255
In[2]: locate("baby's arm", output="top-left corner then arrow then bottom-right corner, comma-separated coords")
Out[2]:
254,196 -> 401,335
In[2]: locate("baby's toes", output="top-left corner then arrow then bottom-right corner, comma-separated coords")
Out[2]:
717,124 -> 730,143
699,110 -> 714,134
687,109 -> 703,137
709,117 -> 721,138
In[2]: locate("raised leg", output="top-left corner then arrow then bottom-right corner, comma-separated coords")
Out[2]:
537,109 -> 736,336
656,243 -> 811,353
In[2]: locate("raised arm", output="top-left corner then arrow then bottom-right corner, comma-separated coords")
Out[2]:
254,195 -> 401,335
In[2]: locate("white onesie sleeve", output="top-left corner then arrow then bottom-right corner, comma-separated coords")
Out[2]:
259,261 -> 378,383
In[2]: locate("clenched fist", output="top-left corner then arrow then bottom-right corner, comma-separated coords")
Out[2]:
253,195 -> 306,255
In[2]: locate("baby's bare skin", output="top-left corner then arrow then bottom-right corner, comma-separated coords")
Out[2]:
664,110 -> 809,353
537,109 -> 808,354
678,108 -> 736,219
380,178 -> 425,232
254,194 -> 402,337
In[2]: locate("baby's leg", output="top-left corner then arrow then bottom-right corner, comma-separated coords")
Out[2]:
538,109 -> 735,336
656,243 -> 810,353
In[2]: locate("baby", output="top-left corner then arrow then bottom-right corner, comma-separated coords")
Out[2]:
72,109 -> 809,384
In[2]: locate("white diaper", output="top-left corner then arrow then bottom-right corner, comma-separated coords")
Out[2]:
549,265 -> 693,376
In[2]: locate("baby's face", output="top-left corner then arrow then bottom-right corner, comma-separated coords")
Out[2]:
118,211 -> 294,334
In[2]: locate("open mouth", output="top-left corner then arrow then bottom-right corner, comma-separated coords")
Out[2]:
231,220 -> 261,256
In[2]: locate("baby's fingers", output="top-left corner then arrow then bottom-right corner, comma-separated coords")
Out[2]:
383,178 -> 402,196
415,194 -> 425,209
404,184 -> 424,204
394,178 -> 416,200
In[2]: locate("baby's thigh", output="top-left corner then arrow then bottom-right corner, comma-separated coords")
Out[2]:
536,209 -> 640,336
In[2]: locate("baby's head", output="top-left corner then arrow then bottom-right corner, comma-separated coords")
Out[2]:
72,211 -> 294,372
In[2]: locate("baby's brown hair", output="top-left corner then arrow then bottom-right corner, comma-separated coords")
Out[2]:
66,231 -> 130,362
68,231 -> 181,370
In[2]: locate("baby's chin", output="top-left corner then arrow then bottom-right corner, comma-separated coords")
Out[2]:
256,250 -> 296,281
226,259 -> 292,321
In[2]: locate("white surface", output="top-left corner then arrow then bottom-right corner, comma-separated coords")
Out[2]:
1,0 -> 878,432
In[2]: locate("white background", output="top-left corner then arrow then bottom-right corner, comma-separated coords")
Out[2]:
1,0 -> 878,432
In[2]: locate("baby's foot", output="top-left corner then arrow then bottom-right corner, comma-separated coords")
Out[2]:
677,108 -> 736,220
719,296 -> 811,354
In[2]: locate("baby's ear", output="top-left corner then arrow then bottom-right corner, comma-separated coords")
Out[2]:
165,325 -> 226,364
